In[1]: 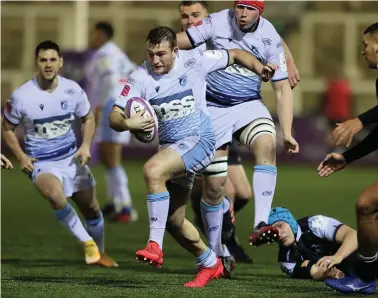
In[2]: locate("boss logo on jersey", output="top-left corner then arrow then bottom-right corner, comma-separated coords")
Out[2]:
126,78 -> 136,85
151,90 -> 195,121
184,58 -> 196,68
262,38 -> 272,46
33,113 -> 73,139
64,88 -> 76,95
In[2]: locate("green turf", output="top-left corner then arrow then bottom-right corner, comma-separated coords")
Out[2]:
2,160 -> 376,297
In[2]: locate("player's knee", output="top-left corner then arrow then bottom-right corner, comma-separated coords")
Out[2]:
356,190 -> 378,216
204,178 -> 226,203
143,160 -> 167,185
252,134 -> 276,164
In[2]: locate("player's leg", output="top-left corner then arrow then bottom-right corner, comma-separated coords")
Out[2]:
353,182 -> 378,281
32,164 -> 97,264
98,98 -> 136,222
166,180 -> 224,287
233,101 -> 278,246
135,146 -> 187,266
71,164 -> 118,267
227,145 -> 252,213
190,175 -> 206,234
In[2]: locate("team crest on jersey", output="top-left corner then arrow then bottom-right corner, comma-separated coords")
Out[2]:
262,38 -> 272,46
64,88 -> 76,95
179,75 -> 187,87
61,100 -> 68,110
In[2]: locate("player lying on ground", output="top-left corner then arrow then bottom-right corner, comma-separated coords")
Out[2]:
109,26 -> 276,286
2,40 -> 117,268
317,22 -> 378,295
178,0 -> 253,264
176,1 -> 299,269
85,21 -> 138,223
268,207 -> 357,281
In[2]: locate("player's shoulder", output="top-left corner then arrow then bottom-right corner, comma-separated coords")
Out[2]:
258,17 -> 280,35
59,76 -> 84,94
208,9 -> 230,25
128,64 -> 151,87
308,215 -> 333,231
11,79 -> 36,103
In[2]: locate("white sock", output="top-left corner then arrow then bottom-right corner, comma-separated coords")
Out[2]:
147,192 -> 170,249
253,165 -> 277,227
106,166 -> 132,208
196,248 -> 217,268
54,203 -> 92,243
200,199 -> 223,257
86,214 -> 104,252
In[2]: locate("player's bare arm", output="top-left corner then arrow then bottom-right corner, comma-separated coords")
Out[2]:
1,117 -> 36,173
280,38 -> 300,89
271,79 -> 299,153
300,260 -> 345,280
316,225 -> 357,272
227,49 -> 278,82
176,32 -> 195,50
74,111 -> 95,166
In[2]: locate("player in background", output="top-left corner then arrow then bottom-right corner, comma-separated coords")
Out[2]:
2,40 -> 117,267
268,207 -> 357,281
85,22 -> 138,223
317,22 -> 378,295
179,0 -> 253,264
109,26 -> 276,286
176,1 -> 299,265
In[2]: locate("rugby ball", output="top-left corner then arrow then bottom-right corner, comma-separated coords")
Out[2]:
125,97 -> 158,143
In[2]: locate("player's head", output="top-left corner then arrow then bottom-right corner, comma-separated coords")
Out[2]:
179,1 -> 208,31
35,40 -> 63,81
268,207 -> 298,247
89,21 -> 114,49
146,26 -> 178,75
362,22 -> 378,69
234,0 -> 264,30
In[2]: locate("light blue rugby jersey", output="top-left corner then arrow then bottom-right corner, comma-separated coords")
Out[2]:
4,76 -> 91,161
114,49 -> 229,143
187,9 -> 288,107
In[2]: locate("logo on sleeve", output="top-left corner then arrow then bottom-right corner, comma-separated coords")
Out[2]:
179,75 -> 187,87
184,58 -> 196,68
64,89 -> 76,95
262,38 -> 272,46
121,85 -> 131,97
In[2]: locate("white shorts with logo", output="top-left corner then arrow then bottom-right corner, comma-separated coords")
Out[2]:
31,155 -> 96,198
208,100 -> 272,149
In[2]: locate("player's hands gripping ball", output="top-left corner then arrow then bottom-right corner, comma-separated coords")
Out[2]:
261,63 -> 278,82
